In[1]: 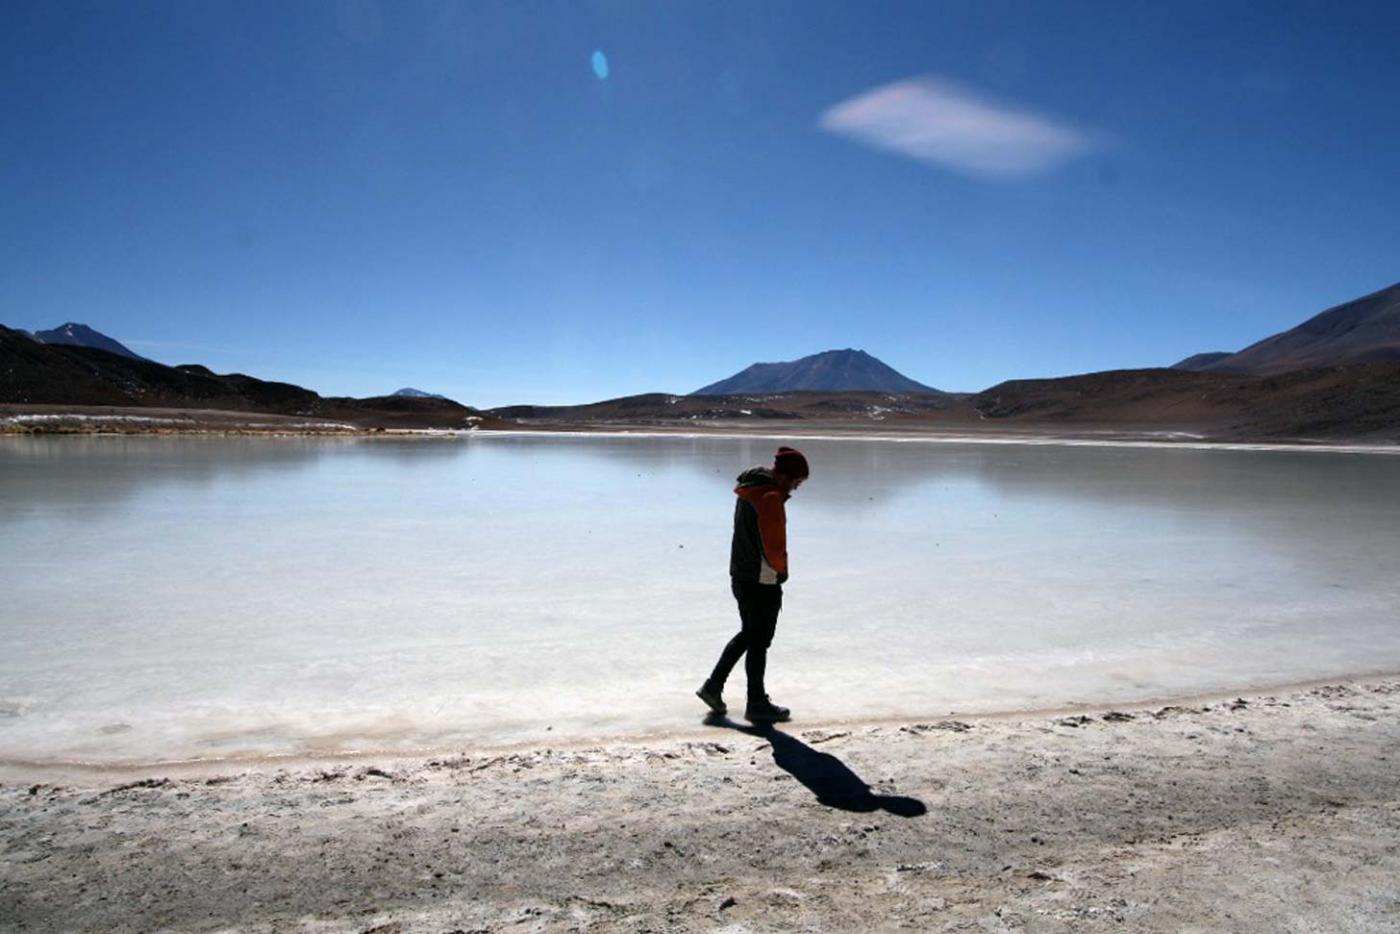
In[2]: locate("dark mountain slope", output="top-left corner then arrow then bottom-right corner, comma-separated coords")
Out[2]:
694,349 -> 939,395
974,363 -> 1400,439
1193,281 -> 1400,374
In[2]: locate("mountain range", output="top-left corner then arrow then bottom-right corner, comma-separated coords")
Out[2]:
0,325 -> 494,430
4,278 -> 1397,439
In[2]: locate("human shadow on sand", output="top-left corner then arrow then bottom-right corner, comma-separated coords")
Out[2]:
704,715 -> 926,817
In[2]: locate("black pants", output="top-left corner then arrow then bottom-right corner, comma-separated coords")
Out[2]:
706,579 -> 782,701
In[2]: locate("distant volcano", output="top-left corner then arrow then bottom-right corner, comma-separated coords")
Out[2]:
392,387 -> 449,400
693,349 -> 939,395
30,323 -> 146,361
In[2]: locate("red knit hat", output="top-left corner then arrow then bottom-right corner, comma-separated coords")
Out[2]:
773,446 -> 809,479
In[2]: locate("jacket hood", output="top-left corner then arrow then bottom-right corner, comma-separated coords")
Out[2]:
736,465 -> 774,488
735,465 -> 788,503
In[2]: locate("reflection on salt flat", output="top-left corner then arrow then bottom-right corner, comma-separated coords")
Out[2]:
1,433 -> 1398,767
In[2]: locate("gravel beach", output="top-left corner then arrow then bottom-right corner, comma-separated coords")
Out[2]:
3,678 -> 1399,932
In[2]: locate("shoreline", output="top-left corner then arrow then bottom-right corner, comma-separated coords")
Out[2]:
4,398 -> 1400,450
4,674 -> 1397,931
5,668 -> 1398,784
5,415 -> 1400,454
471,425 -> 1400,455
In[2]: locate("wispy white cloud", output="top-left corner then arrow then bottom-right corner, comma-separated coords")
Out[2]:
819,77 -> 1098,179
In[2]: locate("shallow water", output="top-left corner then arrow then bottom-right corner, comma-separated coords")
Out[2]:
2,433 -> 1399,766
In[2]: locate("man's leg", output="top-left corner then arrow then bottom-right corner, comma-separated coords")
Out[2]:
706,629 -> 748,691
740,583 -> 782,701
705,580 -> 751,691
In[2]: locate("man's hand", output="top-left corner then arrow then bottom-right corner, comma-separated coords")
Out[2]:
777,572 -> 788,585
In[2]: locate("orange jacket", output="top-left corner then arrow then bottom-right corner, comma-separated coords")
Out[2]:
730,466 -> 789,584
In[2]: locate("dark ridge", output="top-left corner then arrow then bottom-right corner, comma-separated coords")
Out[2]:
1171,351 -> 1234,371
0,325 -> 496,430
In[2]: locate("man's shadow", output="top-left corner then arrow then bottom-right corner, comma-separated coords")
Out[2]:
704,714 -> 926,817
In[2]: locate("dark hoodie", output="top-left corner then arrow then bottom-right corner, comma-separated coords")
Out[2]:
730,466 -> 789,585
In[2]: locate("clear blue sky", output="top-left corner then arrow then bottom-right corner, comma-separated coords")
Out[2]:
3,1 -> 1397,405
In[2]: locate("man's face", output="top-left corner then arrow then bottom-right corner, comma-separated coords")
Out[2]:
774,471 -> 805,493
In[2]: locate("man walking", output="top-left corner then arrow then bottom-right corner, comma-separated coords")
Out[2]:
697,445 -> 810,722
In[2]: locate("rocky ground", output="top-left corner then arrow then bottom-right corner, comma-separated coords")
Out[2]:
3,679 -> 1399,932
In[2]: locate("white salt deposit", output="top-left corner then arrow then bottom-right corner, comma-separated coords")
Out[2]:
1,432 -> 1398,767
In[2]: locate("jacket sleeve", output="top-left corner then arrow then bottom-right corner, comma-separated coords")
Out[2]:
755,491 -> 788,578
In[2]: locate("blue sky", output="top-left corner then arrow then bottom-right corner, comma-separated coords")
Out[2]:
3,1 -> 1397,405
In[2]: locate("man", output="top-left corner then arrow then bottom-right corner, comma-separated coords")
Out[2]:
697,445 -> 810,722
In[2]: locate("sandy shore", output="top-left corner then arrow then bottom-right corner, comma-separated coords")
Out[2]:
3,678 -> 1399,932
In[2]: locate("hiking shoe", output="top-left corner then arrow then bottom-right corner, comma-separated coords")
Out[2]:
744,694 -> 791,722
696,683 -> 727,715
